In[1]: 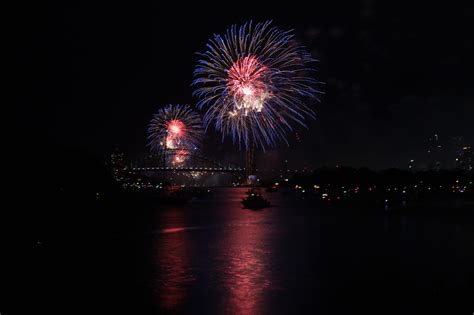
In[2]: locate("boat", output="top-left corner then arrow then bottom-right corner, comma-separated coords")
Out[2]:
242,192 -> 271,210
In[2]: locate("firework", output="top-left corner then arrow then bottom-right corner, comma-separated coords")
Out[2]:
147,105 -> 203,164
193,21 -> 321,150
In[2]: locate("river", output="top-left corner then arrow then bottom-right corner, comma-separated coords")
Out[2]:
136,187 -> 474,314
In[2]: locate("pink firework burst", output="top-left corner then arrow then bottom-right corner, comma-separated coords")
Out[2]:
227,56 -> 270,115
166,119 -> 186,149
193,21 -> 322,150
148,104 -> 203,164
168,119 -> 185,136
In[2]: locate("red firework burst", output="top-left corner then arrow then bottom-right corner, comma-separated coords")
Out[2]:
227,56 -> 270,115
166,120 -> 187,149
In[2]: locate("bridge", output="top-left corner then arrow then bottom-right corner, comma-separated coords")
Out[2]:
126,151 -> 314,178
130,166 -> 245,173
129,166 -> 313,175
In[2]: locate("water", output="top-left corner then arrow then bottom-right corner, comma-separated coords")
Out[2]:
142,188 -> 473,314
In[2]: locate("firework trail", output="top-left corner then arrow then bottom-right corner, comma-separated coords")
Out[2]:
193,21 -> 322,150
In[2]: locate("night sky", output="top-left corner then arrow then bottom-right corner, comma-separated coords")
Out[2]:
17,2 -> 474,169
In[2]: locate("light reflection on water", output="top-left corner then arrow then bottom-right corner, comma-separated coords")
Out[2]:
148,187 -> 474,314
153,207 -> 193,311
151,188 -> 281,313
221,215 -> 273,314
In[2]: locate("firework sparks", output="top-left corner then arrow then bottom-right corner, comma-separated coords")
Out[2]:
227,56 -> 269,115
172,149 -> 188,166
193,21 -> 322,150
148,104 -> 203,165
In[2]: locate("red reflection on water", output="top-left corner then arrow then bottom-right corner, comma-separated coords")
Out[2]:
152,188 -> 276,313
153,209 -> 194,311
221,198 -> 273,314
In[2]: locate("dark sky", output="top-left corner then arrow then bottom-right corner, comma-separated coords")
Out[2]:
17,2 -> 474,169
